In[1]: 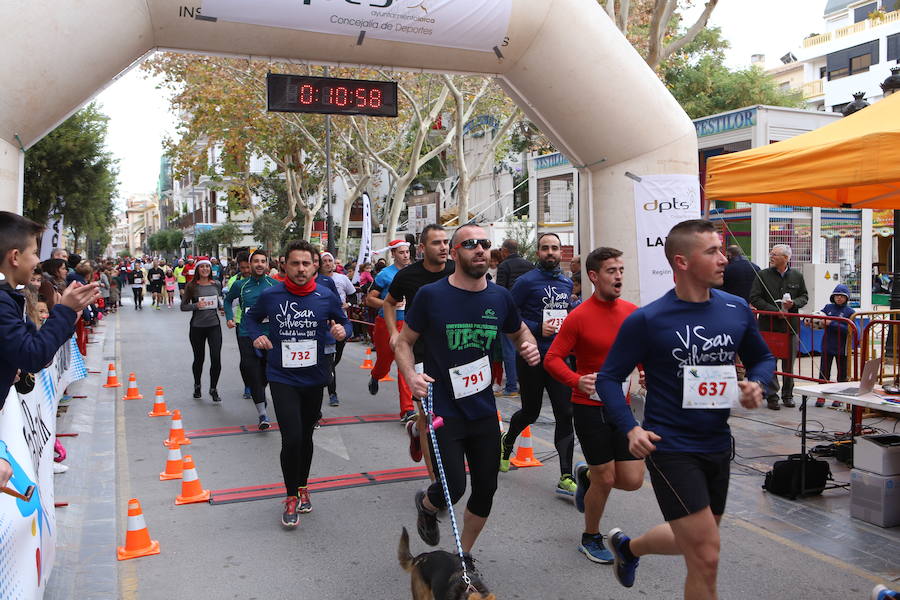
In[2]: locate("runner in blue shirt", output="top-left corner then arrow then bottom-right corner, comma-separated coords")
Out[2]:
395,223 -> 540,556
243,240 -> 351,529
596,219 -> 774,599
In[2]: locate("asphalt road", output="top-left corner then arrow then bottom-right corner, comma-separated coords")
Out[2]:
106,298 -> 893,599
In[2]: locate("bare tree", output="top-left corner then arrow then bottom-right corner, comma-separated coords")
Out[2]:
442,75 -> 522,227
604,0 -> 719,70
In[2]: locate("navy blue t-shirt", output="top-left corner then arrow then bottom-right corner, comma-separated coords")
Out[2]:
243,282 -> 351,388
509,267 -> 573,356
404,278 -> 522,420
597,289 -> 775,454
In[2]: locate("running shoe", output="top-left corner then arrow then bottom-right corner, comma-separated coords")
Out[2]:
298,487 -> 312,513
499,431 -> 512,473
608,527 -> 639,588
400,409 -> 416,423
193,385 -> 201,399
53,463 -> 69,474
368,376 -> 379,395
243,387 -> 252,400
579,533 -> 614,564
414,490 -> 440,546
314,419 -> 321,430
329,393 -> 340,407
210,389 -> 221,403
281,496 -> 300,528
258,415 -> 271,431
556,474 -> 577,496
574,461 -> 590,513
497,388 -> 519,398
872,585 -> 899,600
406,419 -> 422,462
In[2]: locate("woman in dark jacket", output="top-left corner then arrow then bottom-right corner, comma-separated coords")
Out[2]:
181,259 -> 223,402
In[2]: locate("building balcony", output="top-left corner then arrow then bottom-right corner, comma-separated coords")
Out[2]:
802,79 -> 824,98
803,10 -> 900,49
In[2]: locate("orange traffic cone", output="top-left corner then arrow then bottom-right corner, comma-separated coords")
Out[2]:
175,455 -> 210,505
497,409 -> 504,433
159,443 -> 184,480
379,368 -> 395,382
163,410 -> 191,448
102,363 -> 122,388
148,387 -> 172,417
509,426 -> 543,468
116,498 -> 160,560
122,373 -> 143,400
360,347 -> 374,369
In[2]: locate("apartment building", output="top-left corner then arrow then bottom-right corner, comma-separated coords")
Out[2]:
771,0 -> 900,111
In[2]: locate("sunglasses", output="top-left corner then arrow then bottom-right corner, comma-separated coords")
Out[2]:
454,238 -> 492,250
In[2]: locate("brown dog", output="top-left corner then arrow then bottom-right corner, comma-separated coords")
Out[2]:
398,527 -> 496,600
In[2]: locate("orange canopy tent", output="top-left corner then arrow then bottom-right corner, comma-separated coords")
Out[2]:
704,92 -> 900,208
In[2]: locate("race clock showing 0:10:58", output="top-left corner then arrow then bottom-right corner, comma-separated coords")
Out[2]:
266,73 -> 398,117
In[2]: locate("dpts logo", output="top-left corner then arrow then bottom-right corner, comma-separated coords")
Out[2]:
642,198 -> 691,213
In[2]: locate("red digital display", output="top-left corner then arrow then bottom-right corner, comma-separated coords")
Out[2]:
267,74 -> 398,117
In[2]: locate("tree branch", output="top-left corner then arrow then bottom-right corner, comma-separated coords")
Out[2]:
660,0 -> 719,63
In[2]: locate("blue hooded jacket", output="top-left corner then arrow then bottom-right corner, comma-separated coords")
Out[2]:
820,283 -> 855,357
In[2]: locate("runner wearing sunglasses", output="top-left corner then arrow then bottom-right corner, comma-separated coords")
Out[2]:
395,224 -> 540,554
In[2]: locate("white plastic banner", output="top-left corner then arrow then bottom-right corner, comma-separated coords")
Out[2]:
202,0 -> 512,53
0,337 -> 86,598
39,213 -> 64,261
352,192 -> 372,284
633,175 -> 701,305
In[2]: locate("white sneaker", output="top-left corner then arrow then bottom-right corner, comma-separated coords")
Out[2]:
53,463 -> 69,474
492,384 -> 502,394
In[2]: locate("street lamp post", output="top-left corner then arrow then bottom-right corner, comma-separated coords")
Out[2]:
880,71 -> 900,320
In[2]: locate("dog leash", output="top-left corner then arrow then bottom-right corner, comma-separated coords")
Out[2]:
425,384 -> 477,593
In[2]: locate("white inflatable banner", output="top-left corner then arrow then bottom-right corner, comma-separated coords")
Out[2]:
0,337 -> 86,599
633,174 -> 701,306
202,0 -> 512,53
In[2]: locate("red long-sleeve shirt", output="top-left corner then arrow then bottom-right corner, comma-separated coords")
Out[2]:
544,294 -> 637,406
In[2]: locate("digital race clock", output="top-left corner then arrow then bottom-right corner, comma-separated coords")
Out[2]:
266,73 -> 398,117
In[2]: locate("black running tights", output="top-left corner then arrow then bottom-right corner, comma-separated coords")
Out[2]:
327,341 -> 346,396
425,414 -> 499,518
270,381 -> 324,496
505,355 -> 575,476
237,334 -> 268,406
188,325 -> 222,389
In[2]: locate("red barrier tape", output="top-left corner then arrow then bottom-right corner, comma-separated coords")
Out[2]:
185,413 -> 400,439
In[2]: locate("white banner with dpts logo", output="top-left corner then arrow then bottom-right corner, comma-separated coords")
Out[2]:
633,174 -> 701,306
202,0 -> 512,53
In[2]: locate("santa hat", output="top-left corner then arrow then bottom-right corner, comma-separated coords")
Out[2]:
372,239 -> 410,255
194,259 -> 212,269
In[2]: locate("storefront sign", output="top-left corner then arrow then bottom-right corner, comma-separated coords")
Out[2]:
0,338 -> 86,598
534,152 -> 570,170
694,108 -> 757,138
633,175 -> 701,305
202,0 -> 512,53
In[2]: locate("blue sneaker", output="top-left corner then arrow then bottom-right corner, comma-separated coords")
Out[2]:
574,462 -> 589,513
579,533 -> 614,564
872,585 -> 899,600
608,527 -> 639,588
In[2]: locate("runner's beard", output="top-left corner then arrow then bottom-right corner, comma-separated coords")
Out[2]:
460,257 -> 488,279
539,257 -> 559,270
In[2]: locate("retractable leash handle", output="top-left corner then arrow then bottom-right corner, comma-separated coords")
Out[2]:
425,385 -> 472,588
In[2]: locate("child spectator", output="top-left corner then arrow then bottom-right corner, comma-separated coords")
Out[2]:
817,283 -> 855,407
0,212 -> 98,487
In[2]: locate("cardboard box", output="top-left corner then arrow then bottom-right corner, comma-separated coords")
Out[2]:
854,434 -> 900,476
850,469 -> 900,528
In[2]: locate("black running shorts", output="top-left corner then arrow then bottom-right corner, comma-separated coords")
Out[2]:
572,403 -> 639,466
646,451 -> 730,522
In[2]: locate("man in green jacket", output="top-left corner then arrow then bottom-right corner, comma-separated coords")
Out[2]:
750,244 -> 808,410
224,249 -> 278,429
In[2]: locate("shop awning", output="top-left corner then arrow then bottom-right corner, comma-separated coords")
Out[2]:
705,92 -> 900,208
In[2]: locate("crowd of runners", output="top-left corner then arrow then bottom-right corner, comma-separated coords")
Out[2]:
4,207 -> 899,599
124,218 -> 788,600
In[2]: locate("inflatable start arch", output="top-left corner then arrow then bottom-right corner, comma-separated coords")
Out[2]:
1,0 -> 697,301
